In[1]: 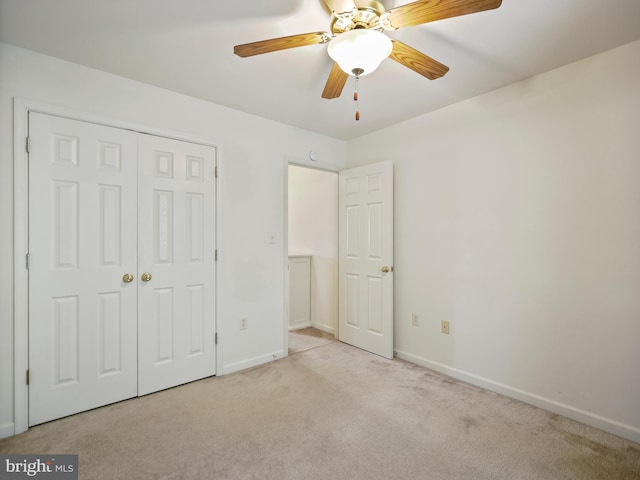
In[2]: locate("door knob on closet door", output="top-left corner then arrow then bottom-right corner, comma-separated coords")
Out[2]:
381,266 -> 391,273
141,272 -> 153,282
122,273 -> 134,283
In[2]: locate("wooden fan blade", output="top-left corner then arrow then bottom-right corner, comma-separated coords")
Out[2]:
322,63 -> 349,99
323,0 -> 357,14
389,40 -> 449,80
386,0 -> 502,29
234,32 -> 330,58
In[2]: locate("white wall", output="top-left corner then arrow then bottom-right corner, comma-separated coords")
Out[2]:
3,39 -> 639,444
347,40 -> 640,442
0,42 -> 347,437
288,165 -> 338,334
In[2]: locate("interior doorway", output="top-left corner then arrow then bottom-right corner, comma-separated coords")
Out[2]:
284,160 -> 394,359
286,164 -> 339,354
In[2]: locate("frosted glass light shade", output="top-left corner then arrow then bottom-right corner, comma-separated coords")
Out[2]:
327,29 -> 392,76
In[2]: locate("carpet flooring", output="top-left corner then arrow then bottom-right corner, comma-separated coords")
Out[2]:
1,341 -> 639,479
288,327 -> 335,354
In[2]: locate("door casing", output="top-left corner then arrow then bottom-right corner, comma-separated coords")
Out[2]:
12,98 -> 223,436
283,160 -> 343,357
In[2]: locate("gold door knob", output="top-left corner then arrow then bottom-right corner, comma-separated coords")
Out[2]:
141,272 -> 152,282
122,273 -> 134,283
381,266 -> 391,273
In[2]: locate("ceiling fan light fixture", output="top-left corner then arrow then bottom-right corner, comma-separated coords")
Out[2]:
327,29 -> 392,77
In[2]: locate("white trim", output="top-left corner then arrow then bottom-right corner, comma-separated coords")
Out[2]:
215,146 -> 224,377
222,350 -> 286,375
282,159 -> 290,358
14,98 -> 218,147
310,323 -> 335,336
12,97 -> 223,437
282,154 -> 342,173
395,349 -> 640,444
13,98 -> 30,436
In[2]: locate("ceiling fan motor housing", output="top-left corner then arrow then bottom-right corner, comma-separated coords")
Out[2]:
331,0 -> 386,34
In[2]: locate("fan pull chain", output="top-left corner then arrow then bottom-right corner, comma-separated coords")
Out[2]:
352,68 -> 364,121
354,76 -> 360,121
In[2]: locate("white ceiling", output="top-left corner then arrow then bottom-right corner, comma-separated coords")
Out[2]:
1,0 -> 639,140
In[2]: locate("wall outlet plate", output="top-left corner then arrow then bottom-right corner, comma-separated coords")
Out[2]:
441,320 -> 450,334
411,314 -> 420,326
240,317 -> 248,330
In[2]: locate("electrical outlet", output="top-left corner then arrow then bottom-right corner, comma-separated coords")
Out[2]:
240,317 -> 248,330
411,314 -> 420,327
441,320 -> 450,335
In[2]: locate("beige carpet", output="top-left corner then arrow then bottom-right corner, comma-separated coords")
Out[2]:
1,341 -> 639,479
288,327 -> 335,354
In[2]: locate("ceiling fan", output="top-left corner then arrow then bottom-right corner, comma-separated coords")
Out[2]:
234,0 -> 503,101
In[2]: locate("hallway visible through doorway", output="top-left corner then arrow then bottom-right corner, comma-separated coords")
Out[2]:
288,327 -> 335,355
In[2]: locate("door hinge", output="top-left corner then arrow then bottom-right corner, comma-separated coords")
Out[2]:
26,136 -> 30,153
215,332 -> 218,345
215,166 -> 218,178
215,250 -> 218,262
26,253 -> 30,269
26,369 -> 30,385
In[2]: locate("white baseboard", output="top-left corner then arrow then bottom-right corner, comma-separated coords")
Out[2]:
288,323 -> 311,331
222,350 -> 285,375
0,422 -> 15,439
395,350 -> 640,444
310,322 -> 335,335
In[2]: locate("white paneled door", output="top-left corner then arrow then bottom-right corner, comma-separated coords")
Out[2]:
137,134 -> 217,395
338,161 -> 394,359
28,113 -> 216,426
28,114 -> 139,425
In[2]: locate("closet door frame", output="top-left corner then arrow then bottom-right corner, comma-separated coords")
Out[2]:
12,98 -> 223,436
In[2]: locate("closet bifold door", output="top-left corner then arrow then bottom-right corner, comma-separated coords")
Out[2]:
137,134 -> 217,396
28,112 -> 217,425
28,113 -> 139,426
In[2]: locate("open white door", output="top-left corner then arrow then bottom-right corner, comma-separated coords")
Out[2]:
338,161 -> 393,359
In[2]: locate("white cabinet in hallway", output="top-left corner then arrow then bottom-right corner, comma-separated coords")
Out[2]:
288,255 -> 311,330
